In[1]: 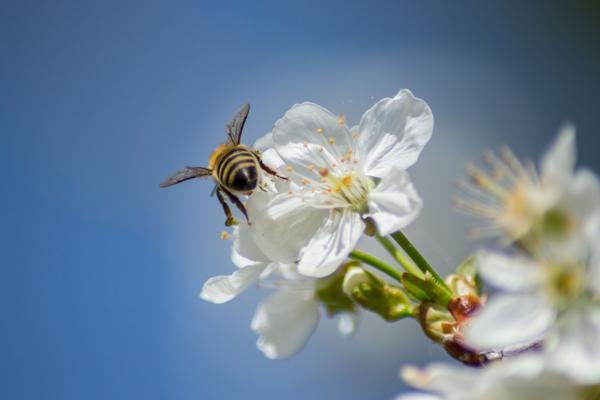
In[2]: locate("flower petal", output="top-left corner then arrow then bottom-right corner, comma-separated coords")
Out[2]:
401,364 -> 480,398
200,263 -> 267,304
251,289 -> 319,359
476,251 -> 544,292
464,293 -> 555,350
253,131 -> 274,151
367,167 -> 422,235
337,312 -> 359,337
251,193 -> 328,263
358,89 -> 433,178
540,124 -> 576,188
298,210 -> 365,278
562,169 -> 600,240
545,306 -> 600,384
273,102 -> 354,179
231,224 -> 268,268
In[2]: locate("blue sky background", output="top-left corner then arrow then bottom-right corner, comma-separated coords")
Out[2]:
2,1 -> 600,399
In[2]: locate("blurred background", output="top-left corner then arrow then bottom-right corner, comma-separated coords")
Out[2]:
2,1 -> 600,398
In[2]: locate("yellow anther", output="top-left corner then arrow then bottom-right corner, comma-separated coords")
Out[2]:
328,137 -> 336,145
301,178 -> 309,185
319,167 -> 329,177
316,127 -> 323,134
286,165 -> 293,172
337,114 -> 346,125
341,175 -> 353,187
220,231 -> 229,240
351,131 -> 359,140
308,164 -> 315,171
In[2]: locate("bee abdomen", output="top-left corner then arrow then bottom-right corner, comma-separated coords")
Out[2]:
217,148 -> 259,192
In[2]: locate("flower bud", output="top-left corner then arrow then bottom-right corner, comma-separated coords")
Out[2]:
344,266 -> 413,321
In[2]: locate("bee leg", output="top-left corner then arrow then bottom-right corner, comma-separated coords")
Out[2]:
222,187 -> 251,225
216,188 -> 235,227
259,159 -> 288,181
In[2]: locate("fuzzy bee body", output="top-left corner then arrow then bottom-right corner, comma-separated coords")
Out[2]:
210,144 -> 260,194
160,103 -> 286,226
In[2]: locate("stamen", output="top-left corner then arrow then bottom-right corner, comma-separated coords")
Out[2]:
286,165 -> 293,172
319,167 -> 329,177
220,231 -> 229,240
316,127 -> 323,134
337,114 -> 346,126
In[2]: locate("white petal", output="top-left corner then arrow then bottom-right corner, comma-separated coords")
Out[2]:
298,210 -> 365,278
545,306 -> 600,384
253,131 -> 274,151
337,312 -> 359,337
367,167 -> 422,235
358,89 -> 433,178
251,193 -> 328,263
476,251 -> 544,292
562,169 -> 600,240
395,394 -> 442,400
251,289 -> 319,359
464,293 -> 555,350
231,224 -> 268,268
590,239 -> 600,294
200,263 -> 267,304
540,124 -> 576,188
273,102 -> 354,179
401,364 -> 480,398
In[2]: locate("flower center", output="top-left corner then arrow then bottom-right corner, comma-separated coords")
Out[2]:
326,172 -> 372,213
546,264 -> 584,311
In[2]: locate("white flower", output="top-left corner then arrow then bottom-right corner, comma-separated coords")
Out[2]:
257,89 -> 432,277
456,125 -> 600,245
463,244 -> 600,384
200,157 -> 359,358
397,355 -> 599,400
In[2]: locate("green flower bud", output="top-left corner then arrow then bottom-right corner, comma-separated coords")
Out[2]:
343,266 -> 414,321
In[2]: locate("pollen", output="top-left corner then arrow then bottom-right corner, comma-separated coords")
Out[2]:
286,165 -> 293,172
319,167 -> 329,177
220,231 -> 229,240
328,137 -> 336,145
316,127 -> 323,134
301,178 -> 309,185
337,114 -> 346,126
308,164 -> 315,171
331,162 -> 337,168
351,131 -> 359,140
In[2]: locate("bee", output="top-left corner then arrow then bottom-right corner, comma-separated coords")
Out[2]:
160,103 -> 286,226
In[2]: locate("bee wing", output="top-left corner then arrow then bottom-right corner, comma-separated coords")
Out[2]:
159,166 -> 212,188
226,103 -> 250,145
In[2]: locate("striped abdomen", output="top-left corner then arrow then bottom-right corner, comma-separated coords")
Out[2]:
216,146 -> 259,193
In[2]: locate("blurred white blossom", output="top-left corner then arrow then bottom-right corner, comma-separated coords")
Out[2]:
397,355 -> 600,400
456,126 -> 600,247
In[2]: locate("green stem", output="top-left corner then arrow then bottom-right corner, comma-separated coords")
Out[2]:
376,235 -> 424,279
391,231 -> 451,292
349,250 -> 403,283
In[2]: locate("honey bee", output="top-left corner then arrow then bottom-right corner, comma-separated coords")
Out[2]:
160,104 -> 286,226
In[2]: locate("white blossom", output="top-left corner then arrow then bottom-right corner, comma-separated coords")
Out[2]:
456,125 -> 600,246
463,242 -> 600,384
253,89 -> 432,278
397,355 -> 599,400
